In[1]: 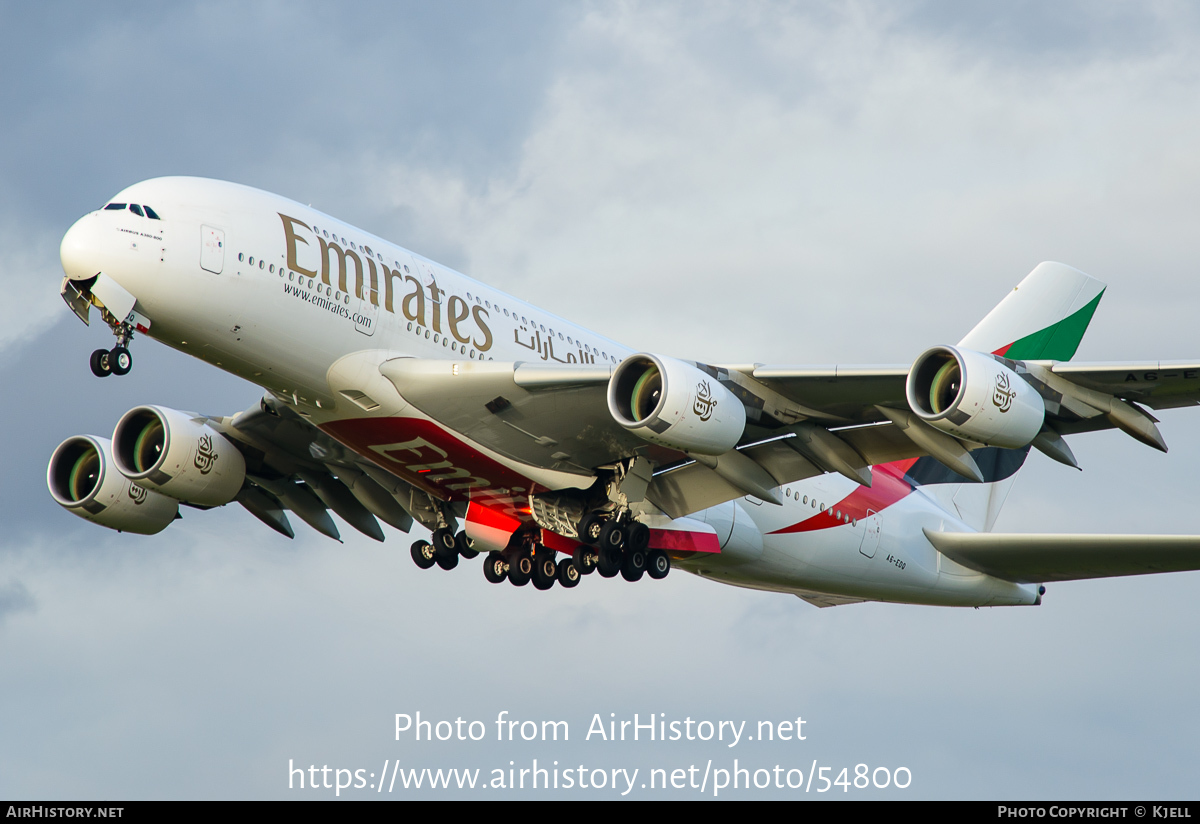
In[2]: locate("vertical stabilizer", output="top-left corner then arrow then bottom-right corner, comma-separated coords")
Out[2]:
958,262 -> 1106,361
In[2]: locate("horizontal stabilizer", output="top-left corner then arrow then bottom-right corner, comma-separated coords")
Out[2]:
925,529 -> 1200,583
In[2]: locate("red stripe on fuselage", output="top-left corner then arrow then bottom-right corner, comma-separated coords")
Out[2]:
651,528 -> 721,554
467,500 -> 523,532
993,342 -> 1013,357
767,457 -> 918,535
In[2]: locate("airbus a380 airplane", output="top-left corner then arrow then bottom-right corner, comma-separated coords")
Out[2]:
48,177 -> 1200,607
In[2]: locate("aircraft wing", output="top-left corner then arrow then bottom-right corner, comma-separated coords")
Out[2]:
375,358 -> 829,518
736,364 -> 911,424
1048,361 -> 1200,410
742,360 -> 1200,419
204,396 -> 435,541
375,352 -> 1200,519
924,530 -> 1200,583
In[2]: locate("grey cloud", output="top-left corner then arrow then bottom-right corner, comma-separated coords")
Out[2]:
0,578 -> 36,624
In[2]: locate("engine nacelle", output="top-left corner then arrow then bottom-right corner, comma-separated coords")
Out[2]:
111,405 -> 246,507
47,435 -> 179,534
906,346 -> 1045,448
608,354 -> 746,455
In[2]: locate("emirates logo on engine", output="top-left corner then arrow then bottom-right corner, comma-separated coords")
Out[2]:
194,434 -> 217,474
128,482 -> 147,505
693,380 -> 718,421
993,372 -> 1016,413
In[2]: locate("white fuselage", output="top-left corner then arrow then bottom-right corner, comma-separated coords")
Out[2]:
60,177 -> 1039,608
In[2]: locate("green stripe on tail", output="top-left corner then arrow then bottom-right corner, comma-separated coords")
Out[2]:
1000,290 -> 1104,361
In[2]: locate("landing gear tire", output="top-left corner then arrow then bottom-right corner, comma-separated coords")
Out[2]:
627,521 -> 650,553
508,550 -> 533,587
621,548 -> 646,582
435,549 -> 459,570
557,559 -> 581,588
532,551 -> 557,590
90,349 -> 112,378
432,528 -> 459,570
109,346 -> 132,376
455,530 -> 479,559
599,520 -> 626,552
431,527 -> 457,554
647,548 -> 670,579
597,545 -> 622,578
572,545 -> 597,575
483,551 -> 507,584
410,540 -> 436,570
579,512 -> 606,545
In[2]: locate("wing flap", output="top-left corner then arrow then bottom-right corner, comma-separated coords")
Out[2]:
925,529 -> 1200,583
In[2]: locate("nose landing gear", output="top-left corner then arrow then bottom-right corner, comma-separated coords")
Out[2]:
89,322 -> 136,378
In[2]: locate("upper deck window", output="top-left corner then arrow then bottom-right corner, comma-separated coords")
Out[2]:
144,206 -> 161,220
129,204 -> 144,217
104,203 -> 126,211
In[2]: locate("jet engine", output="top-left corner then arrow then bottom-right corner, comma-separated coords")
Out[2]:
111,405 -> 246,507
47,435 -> 179,534
906,346 -> 1045,448
608,354 -> 746,455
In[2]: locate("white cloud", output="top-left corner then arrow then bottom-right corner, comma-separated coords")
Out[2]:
351,4 -> 1200,367
0,221 -> 68,352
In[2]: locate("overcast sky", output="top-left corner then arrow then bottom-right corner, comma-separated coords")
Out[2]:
3,1 -> 1200,799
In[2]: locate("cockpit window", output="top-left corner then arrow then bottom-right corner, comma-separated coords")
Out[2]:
104,203 -> 126,211
129,204 -> 145,217
143,205 -> 161,220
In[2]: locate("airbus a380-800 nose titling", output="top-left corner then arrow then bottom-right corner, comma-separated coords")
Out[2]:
48,177 -> 1200,606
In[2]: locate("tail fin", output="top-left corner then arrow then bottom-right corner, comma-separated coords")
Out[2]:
918,262 -> 1106,530
906,446 -> 1029,532
958,261 -> 1106,361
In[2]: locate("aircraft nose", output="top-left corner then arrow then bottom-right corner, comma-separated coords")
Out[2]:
60,215 -> 102,281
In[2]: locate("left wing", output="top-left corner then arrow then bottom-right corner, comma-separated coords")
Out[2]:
374,261 -> 1200,523
925,530 -> 1200,583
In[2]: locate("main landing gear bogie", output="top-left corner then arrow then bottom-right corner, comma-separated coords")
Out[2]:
411,528 -> 478,573
409,518 -> 670,588
578,511 -> 666,582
